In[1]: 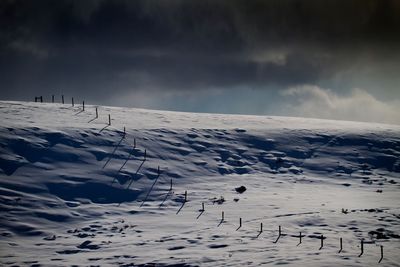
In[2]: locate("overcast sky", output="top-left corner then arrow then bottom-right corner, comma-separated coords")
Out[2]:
1,0 -> 400,124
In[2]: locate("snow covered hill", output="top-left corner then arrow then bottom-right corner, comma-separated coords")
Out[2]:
1,100 -> 399,266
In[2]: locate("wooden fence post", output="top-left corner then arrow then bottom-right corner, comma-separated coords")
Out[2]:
72,97 -> 74,106
319,235 -> 324,250
62,95 -> 64,104
82,101 -> 85,111
274,225 -> 282,243
108,114 -> 111,125
359,239 -> 364,257
52,95 -> 54,103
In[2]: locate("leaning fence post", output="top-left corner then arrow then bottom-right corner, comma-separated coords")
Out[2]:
72,97 -> 74,106
201,202 -> 205,211
184,190 -> 187,202
359,239 -> 364,257
379,245 -> 383,263
338,237 -> 343,253
52,95 -> 54,103
274,225 -> 282,243
319,235 -> 324,250
221,211 -> 224,222
108,114 -> 111,125
95,107 -> 98,118
299,232 -> 302,245
62,95 -> 64,104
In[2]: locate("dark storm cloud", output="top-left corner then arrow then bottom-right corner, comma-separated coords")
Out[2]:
0,0 -> 399,102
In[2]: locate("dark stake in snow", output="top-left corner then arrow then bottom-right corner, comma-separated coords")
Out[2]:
256,222 -> 263,238
338,237 -> 343,253
319,235 -> 324,250
274,225 -> 282,243
197,203 -> 205,219
88,107 -> 99,123
217,211 -> 224,226
379,245 -> 383,263
236,217 -> 242,231
176,191 -> 187,214
72,97 -> 74,107
359,239 -> 364,257
297,232 -> 305,246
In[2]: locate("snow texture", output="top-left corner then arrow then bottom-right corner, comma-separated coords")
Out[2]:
1,100 -> 400,266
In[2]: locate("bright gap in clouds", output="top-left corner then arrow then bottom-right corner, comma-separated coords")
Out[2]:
281,86 -> 400,125
110,85 -> 399,126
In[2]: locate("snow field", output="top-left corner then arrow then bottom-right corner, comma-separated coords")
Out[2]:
1,101 -> 399,266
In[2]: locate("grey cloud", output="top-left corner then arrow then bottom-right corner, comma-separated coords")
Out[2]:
0,0 -> 399,106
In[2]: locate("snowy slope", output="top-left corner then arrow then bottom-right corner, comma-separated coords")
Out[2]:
1,100 -> 400,266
